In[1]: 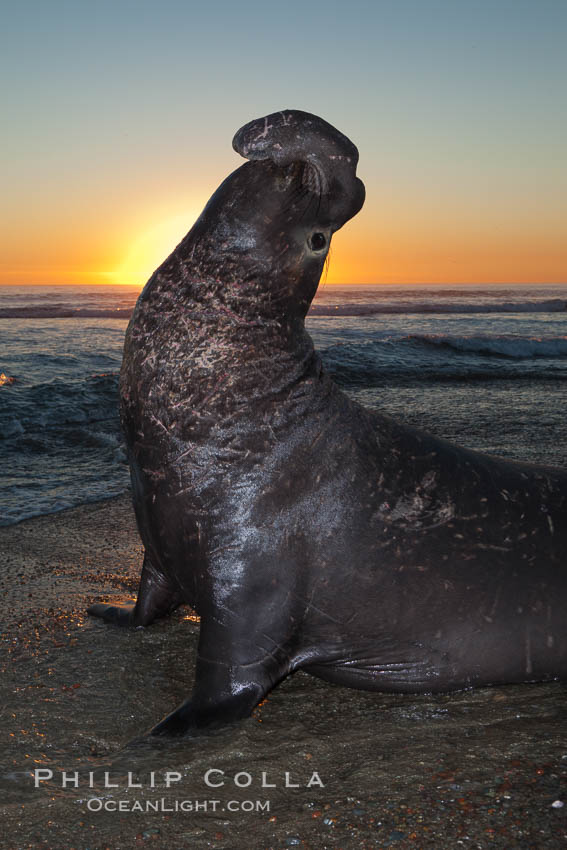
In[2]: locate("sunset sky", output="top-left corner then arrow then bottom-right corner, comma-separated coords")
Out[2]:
2,0 -> 566,286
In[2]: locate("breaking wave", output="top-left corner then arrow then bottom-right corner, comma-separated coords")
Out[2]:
310,299 -> 567,317
413,335 -> 567,359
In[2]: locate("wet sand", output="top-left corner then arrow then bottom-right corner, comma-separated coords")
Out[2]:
1,495 -> 566,849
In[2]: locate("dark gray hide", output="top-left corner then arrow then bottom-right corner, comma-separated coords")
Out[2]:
89,110 -> 567,737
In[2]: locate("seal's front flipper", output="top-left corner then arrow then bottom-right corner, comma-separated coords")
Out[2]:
149,616 -> 288,736
87,553 -> 182,627
149,662 -> 271,737
87,601 -> 137,626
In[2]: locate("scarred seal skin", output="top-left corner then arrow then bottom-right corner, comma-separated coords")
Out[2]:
88,110 -> 567,737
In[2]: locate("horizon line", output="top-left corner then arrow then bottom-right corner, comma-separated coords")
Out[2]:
1,281 -> 566,288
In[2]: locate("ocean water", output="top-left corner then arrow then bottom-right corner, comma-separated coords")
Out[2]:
1,283 -> 566,526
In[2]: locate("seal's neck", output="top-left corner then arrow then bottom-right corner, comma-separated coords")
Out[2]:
178,297 -> 319,405
127,272 -> 322,419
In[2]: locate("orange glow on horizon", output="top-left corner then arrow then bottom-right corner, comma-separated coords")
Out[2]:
1,208 -> 565,288
105,209 -> 202,286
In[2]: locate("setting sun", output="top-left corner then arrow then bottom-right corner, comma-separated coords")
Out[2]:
108,209 -> 202,287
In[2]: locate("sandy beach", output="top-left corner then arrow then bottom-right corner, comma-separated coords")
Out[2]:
0,494 -> 565,849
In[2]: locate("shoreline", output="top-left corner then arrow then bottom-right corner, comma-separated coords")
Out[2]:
1,490 -> 130,535
0,492 -> 141,639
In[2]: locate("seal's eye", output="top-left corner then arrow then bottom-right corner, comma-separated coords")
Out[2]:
309,232 -> 327,252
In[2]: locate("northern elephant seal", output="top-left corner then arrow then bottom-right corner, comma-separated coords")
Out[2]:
89,110 -> 567,736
